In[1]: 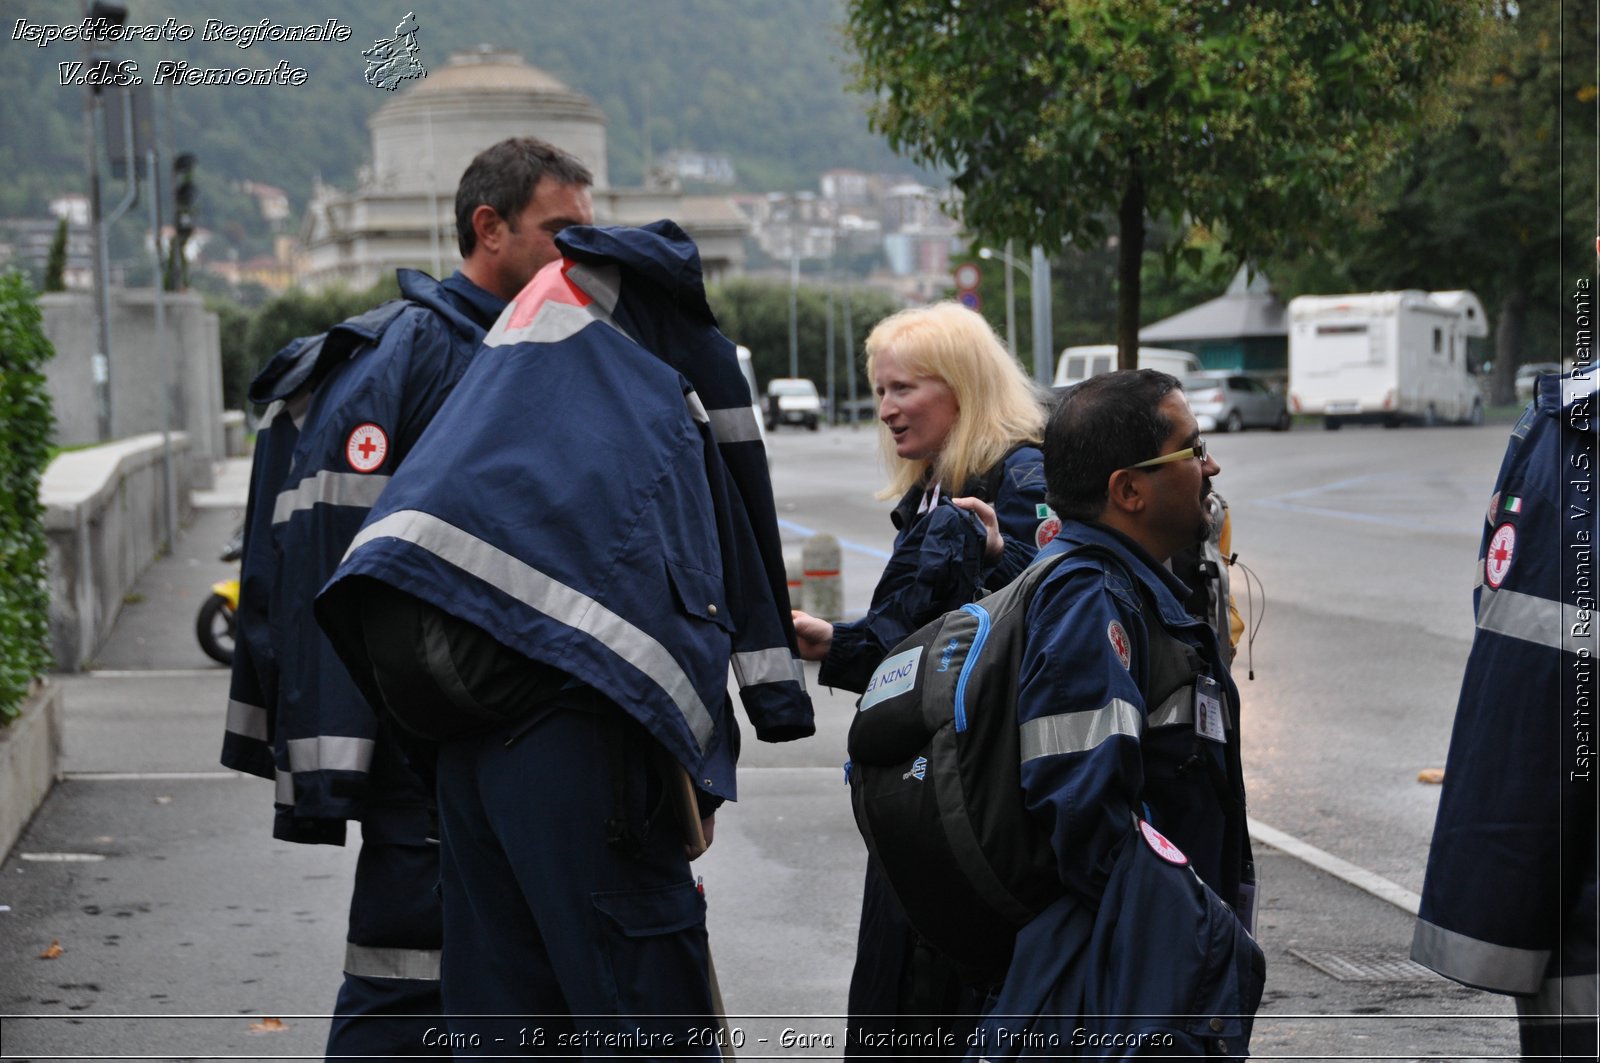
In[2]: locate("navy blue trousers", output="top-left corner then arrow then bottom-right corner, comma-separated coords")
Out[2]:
436,700 -> 718,1058
323,751 -> 448,1059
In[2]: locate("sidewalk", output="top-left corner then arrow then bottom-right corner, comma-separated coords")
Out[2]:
0,459 -> 357,1058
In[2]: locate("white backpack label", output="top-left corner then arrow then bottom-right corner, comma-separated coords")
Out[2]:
860,646 -> 924,711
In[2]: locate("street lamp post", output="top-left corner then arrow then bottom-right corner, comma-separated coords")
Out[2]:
978,243 -> 1052,385
977,243 -> 1027,359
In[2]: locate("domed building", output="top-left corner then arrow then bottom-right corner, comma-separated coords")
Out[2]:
300,48 -> 747,291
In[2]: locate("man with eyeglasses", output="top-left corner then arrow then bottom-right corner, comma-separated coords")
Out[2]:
976,369 -> 1257,1052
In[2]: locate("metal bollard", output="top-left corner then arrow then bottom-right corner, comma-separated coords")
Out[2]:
802,533 -> 842,621
784,551 -> 804,611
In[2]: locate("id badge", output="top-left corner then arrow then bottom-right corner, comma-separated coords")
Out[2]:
1193,674 -> 1227,744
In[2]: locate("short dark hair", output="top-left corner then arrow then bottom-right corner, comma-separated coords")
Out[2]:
454,137 -> 593,257
1044,369 -> 1182,520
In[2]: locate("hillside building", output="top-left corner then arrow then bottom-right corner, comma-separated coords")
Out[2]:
299,48 -> 748,292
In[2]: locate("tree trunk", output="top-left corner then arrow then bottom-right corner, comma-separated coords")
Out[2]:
1494,287 -> 1525,406
1115,165 -> 1146,372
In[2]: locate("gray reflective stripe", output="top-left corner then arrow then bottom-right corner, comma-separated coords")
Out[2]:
285,735 -> 375,775
485,300 -> 617,349
1411,918 -> 1549,995
274,768 -> 292,805
346,509 -> 716,752
685,390 -> 710,424
226,699 -> 269,742
1146,686 -> 1194,729
1019,699 -> 1141,763
565,262 -> 622,315
272,470 -> 390,525
1517,973 -> 1600,1024
707,405 -> 763,444
261,395 -> 311,431
1476,586 -> 1574,654
732,647 -> 805,688
345,942 -> 441,982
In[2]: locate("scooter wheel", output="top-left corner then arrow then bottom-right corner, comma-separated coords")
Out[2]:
196,593 -> 236,666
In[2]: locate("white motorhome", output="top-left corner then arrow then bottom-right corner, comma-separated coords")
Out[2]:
1053,345 -> 1202,388
1288,290 -> 1489,428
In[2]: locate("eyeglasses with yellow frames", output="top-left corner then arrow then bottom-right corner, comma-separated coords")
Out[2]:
1125,439 -> 1208,471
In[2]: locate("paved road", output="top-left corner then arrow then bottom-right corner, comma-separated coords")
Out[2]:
0,420 -> 1525,1060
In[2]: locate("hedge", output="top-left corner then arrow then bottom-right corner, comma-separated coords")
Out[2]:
0,272 -> 55,724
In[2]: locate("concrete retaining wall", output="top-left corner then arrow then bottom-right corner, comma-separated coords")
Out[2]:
39,289 -> 222,490
41,432 -> 194,671
0,681 -> 62,861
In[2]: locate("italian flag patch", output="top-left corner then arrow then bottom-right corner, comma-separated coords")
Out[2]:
1505,496 -> 1522,514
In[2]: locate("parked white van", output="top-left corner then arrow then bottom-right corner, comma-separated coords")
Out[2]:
1053,345 -> 1202,388
1288,290 -> 1488,428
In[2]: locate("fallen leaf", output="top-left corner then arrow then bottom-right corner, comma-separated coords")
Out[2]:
249,1017 -> 288,1033
154,796 -> 172,805
1417,768 -> 1445,785
39,940 -> 63,959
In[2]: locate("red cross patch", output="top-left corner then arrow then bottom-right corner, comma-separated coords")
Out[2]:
1139,819 -> 1189,866
345,423 -> 389,473
1108,620 -> 1131,670
1485,522 -> 1516,590
1035,515 -> 1062,550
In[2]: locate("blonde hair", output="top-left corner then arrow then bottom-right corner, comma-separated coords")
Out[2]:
864,302 -> 1046,500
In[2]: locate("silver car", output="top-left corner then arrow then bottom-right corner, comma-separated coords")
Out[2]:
1183,371 -> 1291,433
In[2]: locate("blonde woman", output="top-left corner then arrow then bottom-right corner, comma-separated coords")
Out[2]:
790,301 -> 1048,1057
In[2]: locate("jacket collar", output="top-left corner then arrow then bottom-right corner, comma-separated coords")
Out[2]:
1051,520 -> 1202,632
437,269 -> 508,331
397,268 -> 492,341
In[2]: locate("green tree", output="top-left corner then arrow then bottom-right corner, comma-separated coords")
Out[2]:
0,272 -> 55,718
1266,2 -> 1596,404
43,218 -> 67,292
846,0 -> 1486,368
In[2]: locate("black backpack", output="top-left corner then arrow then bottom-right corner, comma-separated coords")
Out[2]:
847,542 -> 1199,981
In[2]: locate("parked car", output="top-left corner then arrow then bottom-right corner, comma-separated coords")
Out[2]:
765,377 -> 822,431
1514,362 -> 1563,404
1184,371 -> 1291,432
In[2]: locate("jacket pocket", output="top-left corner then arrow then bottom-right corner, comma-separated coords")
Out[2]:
664,559 -> 735,632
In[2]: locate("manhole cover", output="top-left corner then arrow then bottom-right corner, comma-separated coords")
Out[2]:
1288,948 -> 1439,982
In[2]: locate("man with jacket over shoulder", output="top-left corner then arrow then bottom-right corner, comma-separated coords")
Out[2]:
221,137 -> 593,1058
315,220 -> 814,1053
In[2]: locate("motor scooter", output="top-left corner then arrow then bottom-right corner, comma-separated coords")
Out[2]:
196,528 -> 242,666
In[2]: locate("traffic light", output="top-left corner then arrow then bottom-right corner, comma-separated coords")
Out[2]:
170,153 -> 197,289
172,153 -> 197,238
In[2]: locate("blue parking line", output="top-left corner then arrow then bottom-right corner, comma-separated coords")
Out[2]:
776,518 -> 894,562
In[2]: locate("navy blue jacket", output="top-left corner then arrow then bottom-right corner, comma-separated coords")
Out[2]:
972,814 -> 1264,1060
1413,370 -> 1598,1055
822,445 -> 1049,693
1017,520 -> 1251,912
316,222 -> 814,804
221,269 -> 499,844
